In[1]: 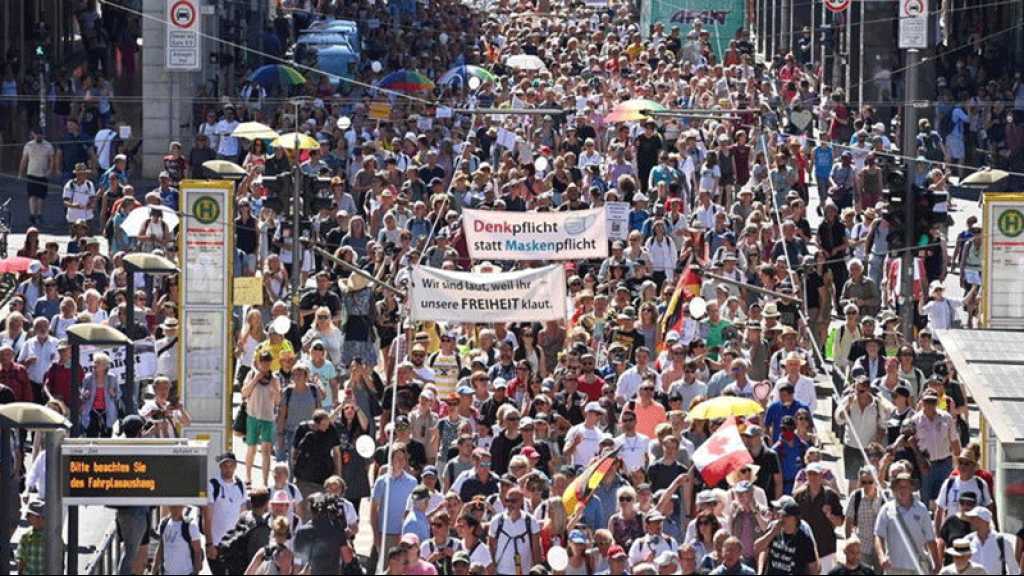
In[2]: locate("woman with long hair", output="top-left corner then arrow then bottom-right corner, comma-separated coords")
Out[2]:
235,308 -> 265,390
333,397 -> 371,511
608,485 -> 644,551
513,328 -> 547,380
301,305 -> 343,368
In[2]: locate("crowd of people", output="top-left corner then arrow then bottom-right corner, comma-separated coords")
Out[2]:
5,0 -> 1024,575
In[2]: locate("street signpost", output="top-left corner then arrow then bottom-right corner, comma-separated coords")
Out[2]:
179,180 -> 234,459
166,0 -> 201,71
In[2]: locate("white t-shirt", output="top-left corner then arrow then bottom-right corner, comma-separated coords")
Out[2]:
94,129 -> 118,170
487,512 -> 539,574
63,179 -> 96,222
206,476 -> 247,545
159,517 -> 200,575
215,119 -> 240,157
615,432 -> 651,472
922,298 -> 962,331
456,539 -> 492,567
936,475 -> 992,516
22,141 -> 55,177
565,423 -> 603,467
771,375 -> 818,414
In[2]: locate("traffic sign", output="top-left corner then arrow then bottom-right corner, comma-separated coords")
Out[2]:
898,0 -> 928,49
166,0 -> 201,71
825,0 -> 851,13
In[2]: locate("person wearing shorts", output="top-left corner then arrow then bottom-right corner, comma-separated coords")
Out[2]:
19,128 -> 56,227
241,351 -> 281,487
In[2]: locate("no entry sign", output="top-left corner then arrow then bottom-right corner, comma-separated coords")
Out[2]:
825,0 -> 851,13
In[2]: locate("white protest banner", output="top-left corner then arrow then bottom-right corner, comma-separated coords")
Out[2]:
605,201 -> 630,241
79,339 -> 157,380
462,207 -> 608,261
410,264 -> 567,323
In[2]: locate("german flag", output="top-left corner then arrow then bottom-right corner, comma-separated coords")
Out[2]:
658,266 -> 702,348
562,450 -> 619,516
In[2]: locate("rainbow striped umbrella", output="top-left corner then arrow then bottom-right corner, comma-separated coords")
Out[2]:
375,69 -> 435,93
604,99 -> 668,123
438,65 -> 497,86
247,64 -> 307,88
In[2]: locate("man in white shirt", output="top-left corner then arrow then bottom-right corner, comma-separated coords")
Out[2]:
63,163 -> 97,224
773,351 -> 817,413
215,106 -> 240,160
93,125 -> 118,171
17,317 -> 59,401
964,506 -> 1019,575
934,448 -> 994,535
202,452 -> 247,565
154,505 -> 202,576
564,402 -> 605,467
614,410 -> 650,474
919,281 -> 976,330
487,487 -> 541,575
615,347 -> 661,404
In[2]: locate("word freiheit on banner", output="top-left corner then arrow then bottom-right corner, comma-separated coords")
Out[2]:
410,264 -> 566,323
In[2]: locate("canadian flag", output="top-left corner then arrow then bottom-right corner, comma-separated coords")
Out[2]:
692,418 -> 753,487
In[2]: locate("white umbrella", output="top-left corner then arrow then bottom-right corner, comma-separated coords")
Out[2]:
120,205 -> 181,237
506,54 -> 547,71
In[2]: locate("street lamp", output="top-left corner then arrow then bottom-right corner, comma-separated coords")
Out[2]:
122,253 -> 179,413
0,403 -> 69,576
66,323 -> 130,576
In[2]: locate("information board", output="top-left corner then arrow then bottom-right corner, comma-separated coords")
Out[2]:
182,181 -> 230,307
183,309 -> 227,424
983,194 -> 1024,329
898,0 -> 928,49
62,440 -> 209,505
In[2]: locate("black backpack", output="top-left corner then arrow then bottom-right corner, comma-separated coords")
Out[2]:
158,517 -> 195,573
218,513 -> 270,575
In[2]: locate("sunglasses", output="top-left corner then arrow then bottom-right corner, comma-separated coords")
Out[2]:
619,496 -> 634,502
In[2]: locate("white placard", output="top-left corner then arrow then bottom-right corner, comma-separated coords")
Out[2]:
166,0 -> 201,71
410,264 -> 567,323
605,201 -> 630,241
462,207 -> 609,261
79,339 -> 157,381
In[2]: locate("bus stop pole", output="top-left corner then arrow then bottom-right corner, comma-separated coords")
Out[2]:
45,429 -> 65,574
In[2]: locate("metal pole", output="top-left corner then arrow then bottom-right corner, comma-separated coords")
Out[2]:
291,103 -> 302,324
844,9 -> 852,97
787,0 -> 794,54
125,270 -> 135,414
0,426 -> 10,576
304,242 -> 406,297
858,0 -> 865,111
820,3 -> 827,89
811,0 -> 816,67
770,0 -> 777,58
44,429 -> 65,575
901,49 -> 919,342
700,271 -> 804,303
68,341 -> 81,575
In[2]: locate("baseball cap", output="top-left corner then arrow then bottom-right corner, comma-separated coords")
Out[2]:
585,401 -> 605,414
965,506 -> 992,523
270,490 -> 291,505
568,529 -> 589,544
608,545 -> 627,560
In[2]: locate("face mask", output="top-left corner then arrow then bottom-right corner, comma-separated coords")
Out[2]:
781,429 -> 796,442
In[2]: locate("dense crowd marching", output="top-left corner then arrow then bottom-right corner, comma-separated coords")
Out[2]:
6,0 -> 1024,574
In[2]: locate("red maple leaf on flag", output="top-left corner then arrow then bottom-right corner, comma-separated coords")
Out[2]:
692,418 -> 753,487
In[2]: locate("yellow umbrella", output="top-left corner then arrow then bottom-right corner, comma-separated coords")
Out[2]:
686,396 -> 764,421
960,168 -> 1009,187
272,132 -> 320,151
232,121 -> 279,140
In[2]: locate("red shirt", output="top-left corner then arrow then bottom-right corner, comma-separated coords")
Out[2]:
0,363 -> 32,402
43,364 -> 83,407
577,375 -> 606,402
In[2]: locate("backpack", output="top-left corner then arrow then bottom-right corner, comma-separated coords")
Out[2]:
209,477 -> 245,502
284,384 -> 320,411
996,534 -> 1008,576
493,513 -> 536,569
254,545 -> 282,575
218,513 -> 270,575
158,517 -> 194,573
941,476 -> 988,511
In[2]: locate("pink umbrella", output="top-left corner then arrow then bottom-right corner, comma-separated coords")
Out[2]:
0,256 -> 37,274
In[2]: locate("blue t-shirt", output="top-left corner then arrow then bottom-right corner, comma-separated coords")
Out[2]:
763,400 -> 809,442
401,508 -> 430,541
371,472 -> 418,534
813,146 -> 833,177
772,437 -> 809,492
